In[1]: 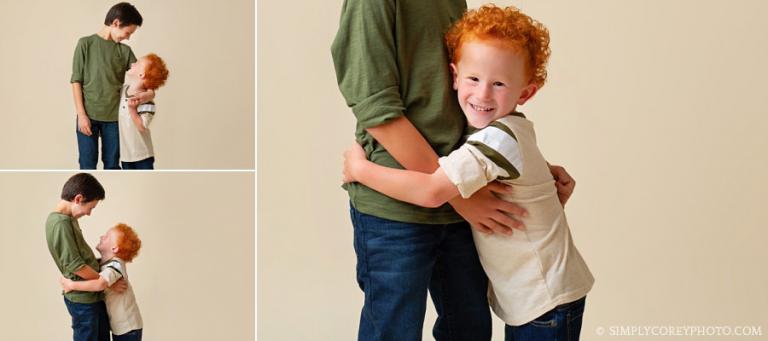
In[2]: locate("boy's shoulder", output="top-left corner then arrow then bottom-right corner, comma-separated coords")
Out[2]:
102,258 -> 125,273
468,115 -> 526,143
46,212 -> 71,226
464,114 -> 530,173
495,112 -> 528,128
75,34 -> 134,52
45,212 -> 77,240
75,34 -> 98,45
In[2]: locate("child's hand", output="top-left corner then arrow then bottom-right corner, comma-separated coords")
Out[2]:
342,142 -> 366,183
59,276 -> 74,293
130,89 -> 155,107
549,164 -> 575,206
111,278 -> 128,293
77,114 -> 92,136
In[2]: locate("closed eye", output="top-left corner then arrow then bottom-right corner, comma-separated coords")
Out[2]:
493,81 -> 506,87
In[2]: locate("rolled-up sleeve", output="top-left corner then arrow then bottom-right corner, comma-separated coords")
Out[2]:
137,103 -> 156,128
439,143 -> 517,199
100,261 -> 124,287
331,0 -> 405,130
49,221 -> 87,276
71,38 -> 86,84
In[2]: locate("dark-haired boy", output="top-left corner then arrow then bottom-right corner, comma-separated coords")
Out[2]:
71,2 -> 155,169
46,173 -> 111,341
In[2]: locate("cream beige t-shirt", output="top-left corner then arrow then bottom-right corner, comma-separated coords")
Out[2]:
118,85 -> 155,163
100,258 -> 143,335
438,114 -> 594,326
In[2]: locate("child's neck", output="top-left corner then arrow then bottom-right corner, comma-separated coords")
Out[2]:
54,200 -> 73,217
126,81 -> 146,97
97,26 -> 116,42
100,251 -> 116,262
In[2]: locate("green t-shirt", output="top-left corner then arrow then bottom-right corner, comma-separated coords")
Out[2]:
45,212 -> 103,303
331,0 -> 468,224
71,34 -> 137,122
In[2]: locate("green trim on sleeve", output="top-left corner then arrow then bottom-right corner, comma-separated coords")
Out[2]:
488,121 -> 518,141
467,140 -> 521,180
107,265 -> 123,276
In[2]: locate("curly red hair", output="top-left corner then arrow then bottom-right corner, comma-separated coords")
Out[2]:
113,223 -> 142,262
446,4 -> 551,87
142,53 -> 169,90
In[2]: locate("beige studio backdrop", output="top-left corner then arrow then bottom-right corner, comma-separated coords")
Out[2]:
260,0 -> 768,340
0,0 -> 254,169
0,172 -> 254,340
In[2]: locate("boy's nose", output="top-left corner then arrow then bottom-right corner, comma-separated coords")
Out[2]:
478,83 -> 492,99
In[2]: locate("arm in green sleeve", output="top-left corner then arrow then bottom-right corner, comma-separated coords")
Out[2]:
127,48 -> 137,70
71,38 -> 85,84
331,0 -> 405,130
49,221 -> 88,276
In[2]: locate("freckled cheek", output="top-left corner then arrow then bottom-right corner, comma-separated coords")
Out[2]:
457,89 -> 471,102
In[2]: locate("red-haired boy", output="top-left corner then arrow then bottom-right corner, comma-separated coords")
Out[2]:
61,223 -> 144,341
344,5 -> 594,339
119,53 -> 169,169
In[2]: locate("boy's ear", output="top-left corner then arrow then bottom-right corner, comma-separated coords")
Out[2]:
450,63 -> 459,90
111,19 -> 121,28
73,194 -> 85,205
516,83 -> 539,106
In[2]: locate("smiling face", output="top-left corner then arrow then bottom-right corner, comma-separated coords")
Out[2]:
109,21 -> 138,42
96,228 -> 121,257
451,39 -> 538,128
127,57 -> 148,79
71,196 -> 99,219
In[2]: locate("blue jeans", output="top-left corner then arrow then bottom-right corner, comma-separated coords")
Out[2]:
350,205 -> 491,341
505,297 -> 587,341
63,298 -> 110,341
122,157 -> 155,170
113,329 -> 143,341
76,118 -> 120,169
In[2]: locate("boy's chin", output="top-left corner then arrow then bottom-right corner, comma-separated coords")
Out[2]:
466,117 -> 492,129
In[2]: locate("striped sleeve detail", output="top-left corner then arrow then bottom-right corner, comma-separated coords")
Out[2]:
107,265 -> 123,276
466,124 -> 523,180
137,102 -> 156,115
99,259 -> 124,286
104,259 -> 123,276
488,121 -> 516,140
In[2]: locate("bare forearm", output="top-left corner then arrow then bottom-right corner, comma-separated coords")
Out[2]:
73,265 -> 99,280
129,108 -> 146,132
135,89 -> 155,104
68,278 -> 108,292
353,160 -> 458,208
71,83 -> 86,116
366,116 -> 439,173
365,116 -> 475,210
